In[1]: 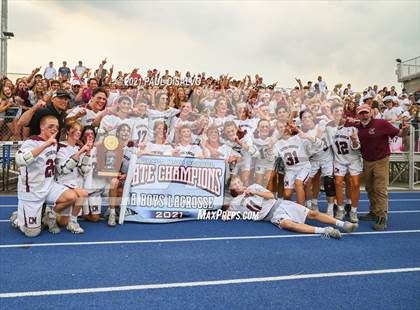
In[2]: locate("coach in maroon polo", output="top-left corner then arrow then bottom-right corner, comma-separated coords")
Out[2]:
355,104 -> 409,230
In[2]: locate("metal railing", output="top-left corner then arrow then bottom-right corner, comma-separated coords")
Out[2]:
396,56 -> 420,81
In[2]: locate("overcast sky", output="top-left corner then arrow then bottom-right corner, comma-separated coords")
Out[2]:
5,0 -> 420,90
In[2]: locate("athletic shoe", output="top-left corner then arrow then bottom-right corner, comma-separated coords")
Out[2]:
373,217 -> 387,231
10,211 -> 18,229
66,221 -> 85,234
344,203 -> 352,214
349,210 -> 359,223
343,221 -> 358,233
335,209 -> 345,220
322,227 -> 342,240
359,211 -> 377,221
108,213 -> 117,227
42,210 -> 61,234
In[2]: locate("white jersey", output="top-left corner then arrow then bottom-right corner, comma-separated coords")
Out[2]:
128,116 -> 149,144
222,132 -> 256,159
307,127 -> 333,163
235,118 -> 259,135
325,122 -> 361,165
66,105 -> 99,127
98,114 -> 131,136
272,135 -> 323,172
147,108 -> 179,139
204,144 -> 239,160
55,143 -> 90,188
145,142 -> 173,156
210,115 -> 236,132
17,136 -> 57,200
168,116 -> 197,143
174,143 -> 203,158
252,134 -> 275,162
229,184 -> 277,221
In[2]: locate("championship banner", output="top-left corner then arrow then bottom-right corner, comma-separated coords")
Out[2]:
119,155 -> 226,223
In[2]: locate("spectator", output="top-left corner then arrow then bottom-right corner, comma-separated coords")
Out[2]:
317,76 -> 327,93
356,105 -> 409,230
58,61 -> 71,81
18,89 -> 71,137
75,60 -> 88,79
44,61 -> 57,80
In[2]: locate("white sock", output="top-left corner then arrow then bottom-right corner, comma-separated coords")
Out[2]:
314,227 -> 326,234
312,198 -> 318,206
109,208 -> 116,215
327,203 -> 334,212
338,205 -> 344,211
306,200 -> 312,209
335,220 -> 344,228
351,207 -> 357,213
70,215 -> 77,223
346,199 -> 352,205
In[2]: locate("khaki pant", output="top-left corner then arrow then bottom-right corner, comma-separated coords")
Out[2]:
363,156 -> 389,219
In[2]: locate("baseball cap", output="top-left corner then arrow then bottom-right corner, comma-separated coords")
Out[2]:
52,89 -> 71,100
383,95 -> 393,102
357,104 -> 371,114
363,94 -> 374,101
71,80 -> 81,86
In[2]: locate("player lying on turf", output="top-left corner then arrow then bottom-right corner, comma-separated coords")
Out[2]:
10,115 -> 83,236
226,176 -> 358,239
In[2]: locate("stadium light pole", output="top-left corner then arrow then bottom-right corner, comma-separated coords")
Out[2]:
1,0 -> 12,76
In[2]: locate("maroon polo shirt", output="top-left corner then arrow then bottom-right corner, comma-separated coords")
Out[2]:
355,119 -> 399,161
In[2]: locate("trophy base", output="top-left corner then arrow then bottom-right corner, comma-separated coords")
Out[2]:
98,171 -> 120,177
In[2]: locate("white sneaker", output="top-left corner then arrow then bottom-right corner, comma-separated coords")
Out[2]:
66,221 -> 84,234
108,213 -> 117,227
10,211 -> 18,229
322,227 -> 342,240
335,208 -> 345,221
343,221 -> 358,233
42,210 -> 60,234
349,210 -> 359,223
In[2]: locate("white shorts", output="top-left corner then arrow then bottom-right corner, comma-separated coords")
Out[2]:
333,159 -> 363,177
85,188 -> 107,215
255,159 -> 275,174
264,200 -> 309,226
232,154 -> 252,173
310,159 -> 334,178
17,199 -> 44,230
283,166 -> 311,189
46,182 -> 68,204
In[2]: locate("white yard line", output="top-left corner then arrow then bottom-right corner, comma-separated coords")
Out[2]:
0,229 -> 419,249
0,267 -> 419,298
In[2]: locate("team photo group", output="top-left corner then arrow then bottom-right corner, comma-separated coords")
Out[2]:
3,63 -> 414,239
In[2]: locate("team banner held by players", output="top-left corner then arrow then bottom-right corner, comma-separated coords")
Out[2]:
119,155 -> 226,223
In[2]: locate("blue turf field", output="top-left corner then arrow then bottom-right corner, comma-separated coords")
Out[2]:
0,192 -> 419,310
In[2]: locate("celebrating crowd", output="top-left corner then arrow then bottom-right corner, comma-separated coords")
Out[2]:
2,58 -> 419,239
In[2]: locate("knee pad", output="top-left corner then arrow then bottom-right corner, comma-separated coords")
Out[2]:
324,176 -> 336,197
24,226 -> 41,237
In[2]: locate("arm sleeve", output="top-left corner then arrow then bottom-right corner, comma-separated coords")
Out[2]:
56,148 -> 78,175
383,120 -> 400,138
15,140 -> 39,167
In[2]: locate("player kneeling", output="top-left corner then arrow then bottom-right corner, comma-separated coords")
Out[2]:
227,176 -> 358,239
10,116 -> 79,237
55,122 -> 93,233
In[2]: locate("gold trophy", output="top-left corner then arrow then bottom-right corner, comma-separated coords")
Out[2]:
97,135 -> 123,177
